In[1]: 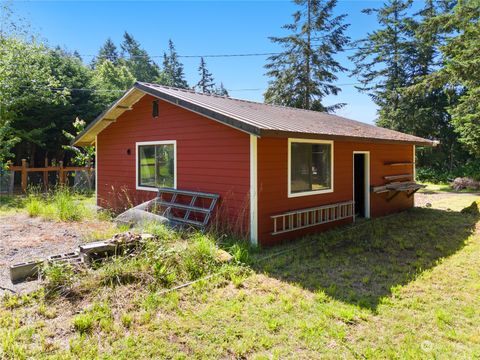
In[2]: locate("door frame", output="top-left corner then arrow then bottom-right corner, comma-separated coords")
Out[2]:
353,151 -> 371,219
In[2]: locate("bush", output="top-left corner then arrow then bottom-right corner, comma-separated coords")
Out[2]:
417,160 -> 480,184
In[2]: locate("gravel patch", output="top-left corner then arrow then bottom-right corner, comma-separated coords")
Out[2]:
0,214 -> 111,296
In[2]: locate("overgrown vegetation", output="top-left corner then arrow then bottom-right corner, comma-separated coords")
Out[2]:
23,187 -> 104,222
1,200 -> 479,358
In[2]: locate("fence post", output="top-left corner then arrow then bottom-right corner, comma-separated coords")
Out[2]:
21,159 -> 28,193
59,161 -> 64,186
43,158 -> 48,191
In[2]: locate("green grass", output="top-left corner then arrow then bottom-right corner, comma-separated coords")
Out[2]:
0,195 -> 27,215
1,187 -> 111,222
1,205 -> 480,358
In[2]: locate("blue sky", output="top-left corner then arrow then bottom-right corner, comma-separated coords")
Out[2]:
11,0 -> 423,124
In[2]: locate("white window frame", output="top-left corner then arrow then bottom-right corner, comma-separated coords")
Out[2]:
136,140 -> 177,192
288,138 -> 334,198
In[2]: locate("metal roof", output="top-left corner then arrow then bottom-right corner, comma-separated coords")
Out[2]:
73,81 -> 436,146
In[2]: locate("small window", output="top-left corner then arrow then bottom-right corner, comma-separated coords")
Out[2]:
137,141 -> 176,190
289,139 -> 333,197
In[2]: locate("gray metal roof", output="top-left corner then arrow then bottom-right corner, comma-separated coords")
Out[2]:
74,81 -> 435,146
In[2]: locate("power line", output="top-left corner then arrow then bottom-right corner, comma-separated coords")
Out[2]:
69,46 -> 363,60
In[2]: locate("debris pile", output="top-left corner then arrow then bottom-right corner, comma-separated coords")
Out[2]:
10,232 -> 154,284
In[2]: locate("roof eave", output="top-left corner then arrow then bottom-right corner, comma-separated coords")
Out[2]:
259,129 -> 437,147
72,87 -> 145,146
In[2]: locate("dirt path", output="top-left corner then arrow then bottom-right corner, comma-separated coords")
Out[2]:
0,214 -> 111,296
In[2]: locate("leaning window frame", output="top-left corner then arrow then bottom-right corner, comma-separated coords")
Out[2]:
287,138 -> 334,198
135,140 -> 177,192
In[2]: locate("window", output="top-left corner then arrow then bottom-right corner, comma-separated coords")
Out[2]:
288,139 -> 333,197
136,141 -> 176,190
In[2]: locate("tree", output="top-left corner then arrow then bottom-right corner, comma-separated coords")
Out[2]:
425,0 -> 480,156
63,117 -> 95,166
195,57 -> 215,93
264,0 -> 350,112
215,82 -> 229,97
92,59 -> 136,105
92,38 -> 119,67
0,2 -> 65,165
351,0 -> 467,172
121,31 -> 159,82
351,0 -> 415,123
9,48 -> 99,165
157,39 -> 189,88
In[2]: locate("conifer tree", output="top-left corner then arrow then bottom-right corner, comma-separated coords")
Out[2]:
417,0 -> 480,156
264,0 -> 350,112
93,38 -> 119,66
157,39 -> 189,89
351,0 -> 465,171
120,31 -> 159,82
215,82 -> 229,97
195,57 -> 215,93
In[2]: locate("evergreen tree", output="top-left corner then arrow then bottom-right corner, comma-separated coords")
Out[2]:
157,39 -> 189,88
351,0 -> 415,123
93,38 -> 119,67
121,31 -> 159,82
419,0 -> 480,156
352,0 -> 466,172
264,0 -> 350,112
215,82 -> 229,97
195,57 -> 215,93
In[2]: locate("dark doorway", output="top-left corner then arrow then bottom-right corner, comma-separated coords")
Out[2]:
354,153 -> 367,217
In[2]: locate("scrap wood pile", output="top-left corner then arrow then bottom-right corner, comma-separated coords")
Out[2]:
10,232 -> 154,284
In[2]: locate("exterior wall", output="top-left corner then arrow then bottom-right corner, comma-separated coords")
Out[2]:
97,95 -> 250,234
257,137 -> 414,246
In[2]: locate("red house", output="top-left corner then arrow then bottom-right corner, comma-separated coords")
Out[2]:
74,82 -> 434,246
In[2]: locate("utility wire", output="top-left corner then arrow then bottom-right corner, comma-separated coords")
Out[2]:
58,46 -> 363,60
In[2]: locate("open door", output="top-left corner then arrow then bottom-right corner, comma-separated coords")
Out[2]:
353,152 -> 370,218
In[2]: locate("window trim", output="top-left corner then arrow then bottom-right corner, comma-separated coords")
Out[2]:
287,138 -> 334,198
135,140 -> 177,192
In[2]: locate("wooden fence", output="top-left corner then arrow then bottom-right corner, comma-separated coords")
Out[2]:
8,159 -> 94,193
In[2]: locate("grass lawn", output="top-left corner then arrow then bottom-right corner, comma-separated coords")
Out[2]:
1,195 -> 480,358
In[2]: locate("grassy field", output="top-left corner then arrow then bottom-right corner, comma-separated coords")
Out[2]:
1,194 -> 480,358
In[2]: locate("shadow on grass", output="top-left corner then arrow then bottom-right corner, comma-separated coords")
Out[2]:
252,208 -> 478,310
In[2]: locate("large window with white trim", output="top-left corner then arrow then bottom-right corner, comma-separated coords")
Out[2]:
288,139 -> 333,196
137,141 -> 176,189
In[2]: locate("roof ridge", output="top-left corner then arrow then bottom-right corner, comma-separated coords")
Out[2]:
137,81 -> 342,117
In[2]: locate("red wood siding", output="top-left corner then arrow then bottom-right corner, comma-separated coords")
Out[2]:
257,137 -> 414,246
97,95 -> 250,235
